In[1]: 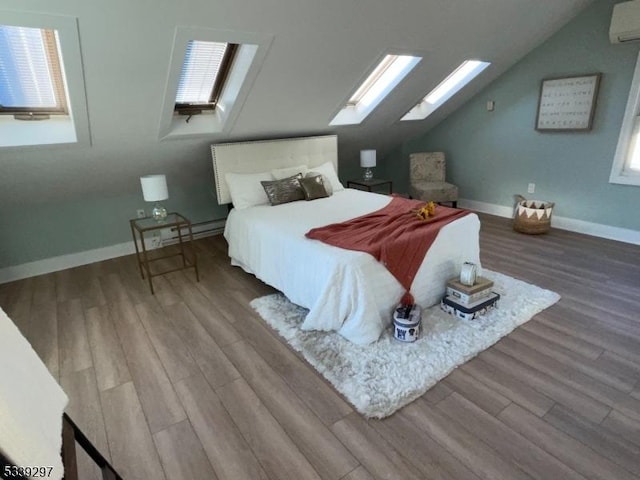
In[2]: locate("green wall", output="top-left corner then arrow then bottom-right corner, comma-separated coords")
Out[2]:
0,152 -> 357,270
386,0 -> 640,230
4,0 -> 638,271
0,183 -> 226,268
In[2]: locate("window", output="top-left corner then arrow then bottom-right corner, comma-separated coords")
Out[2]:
174,41 -> 237,115
347,55 -> 409,106
610,51 -> 640,186
158,27 -> 272,139
401,60 -> 490,121
0,24 -> 68,117
625,122 -> 640,171
330,54 -> 421,126
0,11 -> 90,148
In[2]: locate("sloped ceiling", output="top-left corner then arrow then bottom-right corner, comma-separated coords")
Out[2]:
0,0 -> 594,207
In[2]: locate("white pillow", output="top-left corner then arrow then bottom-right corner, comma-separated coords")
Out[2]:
225,171 -> 272,209
309,161 -> 344,192
271,164 -> 308,180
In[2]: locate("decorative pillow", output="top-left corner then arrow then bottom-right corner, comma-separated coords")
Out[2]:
305,171 -> 333,196
261,173 -> 305,206
309,161 -> 344,192
225,171 -> 272,210
300,175 -> 329,200
271,164 -> 309,180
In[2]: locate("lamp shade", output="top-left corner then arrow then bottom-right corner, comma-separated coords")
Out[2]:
360,150 -> 376,168
140,174 -> 168,202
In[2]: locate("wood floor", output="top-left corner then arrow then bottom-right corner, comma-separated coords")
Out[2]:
1,213 -> 639,480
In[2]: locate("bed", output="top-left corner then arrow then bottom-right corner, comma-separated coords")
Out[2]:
211,135 -> 481,344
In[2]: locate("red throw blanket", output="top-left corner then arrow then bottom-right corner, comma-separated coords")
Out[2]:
306,196 -> 471,304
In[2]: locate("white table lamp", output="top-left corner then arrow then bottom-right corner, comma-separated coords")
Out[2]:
140,174 -> 169,221
360,150 -> 376,181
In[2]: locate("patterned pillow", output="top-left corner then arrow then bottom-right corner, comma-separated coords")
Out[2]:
305,171 -> 333,196
300,175 -> 329,200
309,162 -> 344,192
260,173 -> 305,206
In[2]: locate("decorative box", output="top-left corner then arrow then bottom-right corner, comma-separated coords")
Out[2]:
440,292 -> 500,321
393,304 -> 421,342
446,276 -> 494,306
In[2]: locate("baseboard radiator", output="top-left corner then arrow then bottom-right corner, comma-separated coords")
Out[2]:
162,218 -> 226,246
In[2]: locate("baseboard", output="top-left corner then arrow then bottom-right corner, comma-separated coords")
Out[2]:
3,206 -> 637,285
0,220 -> 225,284
0,242 -> 136,284
459,198 -> 640,245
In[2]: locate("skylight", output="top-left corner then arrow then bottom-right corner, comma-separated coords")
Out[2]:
330,54 -> 421,126
175,40 -> 237,113
0,12 -> 91,148
0,24 -> 68,116
159,27 -> 271,139
401,60 -> 490,121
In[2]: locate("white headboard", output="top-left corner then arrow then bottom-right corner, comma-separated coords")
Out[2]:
211,135 -> 338,205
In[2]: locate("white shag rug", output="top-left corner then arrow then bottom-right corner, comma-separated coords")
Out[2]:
250,269 -> 560,418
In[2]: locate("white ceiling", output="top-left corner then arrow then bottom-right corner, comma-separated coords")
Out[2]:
0,0 -> 594,206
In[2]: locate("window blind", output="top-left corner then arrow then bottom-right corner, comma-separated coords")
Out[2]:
0,25 -> 67,113
175,40 -> 229,105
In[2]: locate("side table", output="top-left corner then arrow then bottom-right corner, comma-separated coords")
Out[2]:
347,178 -> 393,194
129,212 -> 199,294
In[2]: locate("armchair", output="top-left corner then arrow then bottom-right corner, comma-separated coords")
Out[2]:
409,152 -> 458,208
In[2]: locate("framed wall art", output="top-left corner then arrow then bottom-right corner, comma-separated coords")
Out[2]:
535,73 -> 602,131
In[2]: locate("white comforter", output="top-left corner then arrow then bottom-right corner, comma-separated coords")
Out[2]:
225,189 -> 480,344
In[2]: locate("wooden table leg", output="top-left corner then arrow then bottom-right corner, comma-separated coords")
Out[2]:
188,223 -> 199,282
62,415 -> 78,480
140,231 -> 154,294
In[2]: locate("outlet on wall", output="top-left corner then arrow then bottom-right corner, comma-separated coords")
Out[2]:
527,183 -> 536,194
137,208 -> 146,218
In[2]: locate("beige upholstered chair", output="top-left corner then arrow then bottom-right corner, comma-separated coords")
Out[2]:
409,152 -> 458,208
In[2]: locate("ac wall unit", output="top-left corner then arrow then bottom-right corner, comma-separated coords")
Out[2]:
610,0 -> 640,43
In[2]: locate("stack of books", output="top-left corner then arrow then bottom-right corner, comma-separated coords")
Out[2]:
440,277 -> 499,320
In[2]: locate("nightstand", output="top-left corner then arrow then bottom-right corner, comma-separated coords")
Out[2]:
347,178 -> 393,194
129,212 -> 199,294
